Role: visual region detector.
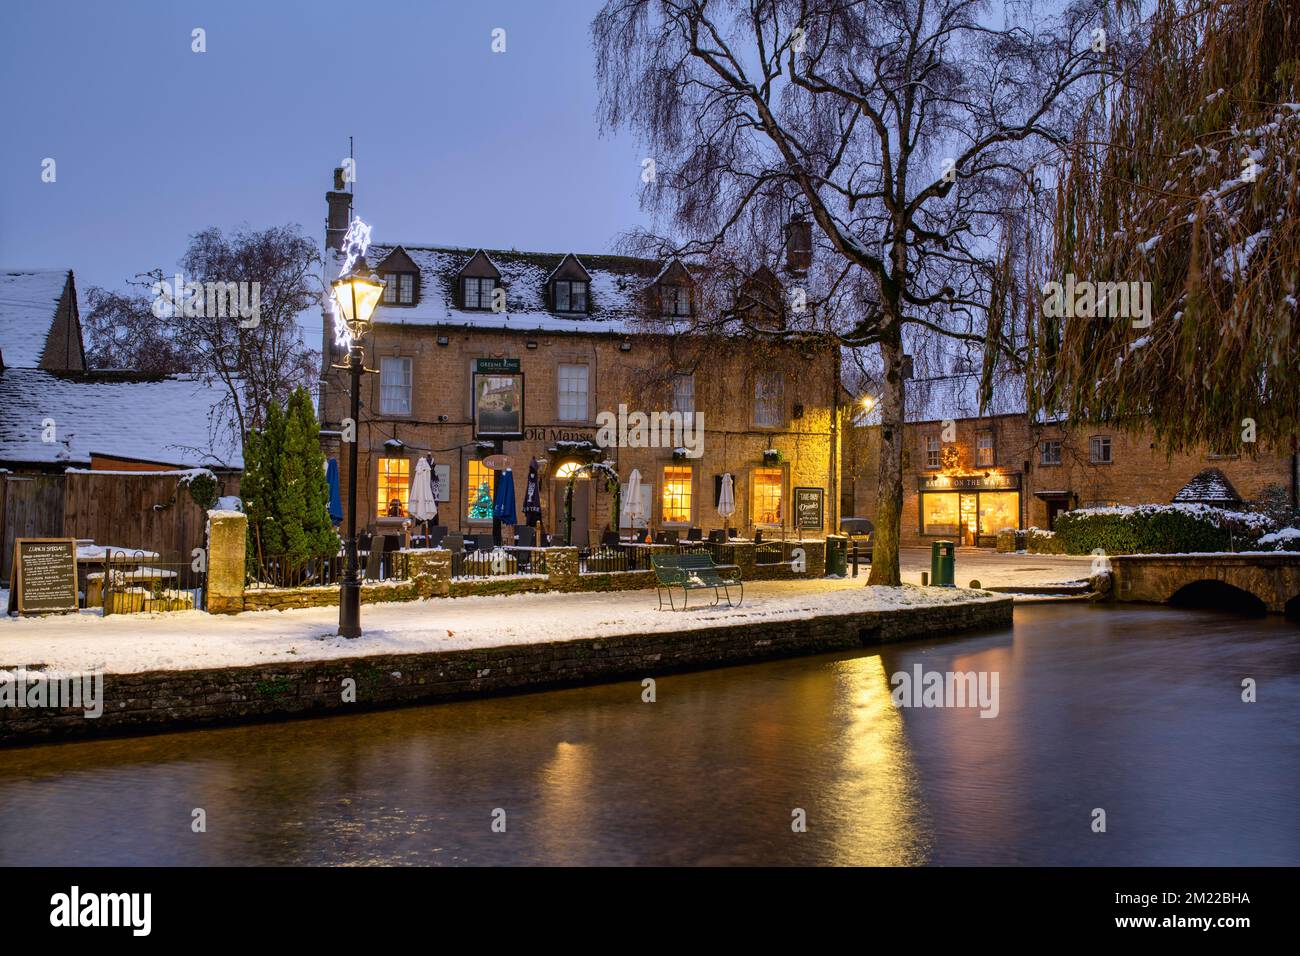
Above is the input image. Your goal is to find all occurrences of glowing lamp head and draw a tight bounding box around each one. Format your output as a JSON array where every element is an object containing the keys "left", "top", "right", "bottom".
[{"left": 331, "top": 269, "right": 386, "bottom": 342}]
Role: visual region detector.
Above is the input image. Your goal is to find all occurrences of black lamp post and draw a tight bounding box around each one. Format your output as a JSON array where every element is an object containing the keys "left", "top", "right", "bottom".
[{"left": 331, "top": 267, "right": 386, "bottom": 638}]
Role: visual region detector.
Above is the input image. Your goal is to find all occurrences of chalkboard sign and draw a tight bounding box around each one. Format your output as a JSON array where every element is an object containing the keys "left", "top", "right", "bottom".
[
  {"left": 794, "top": 487, "right": 824, "bottom": 531},
  {"left": 9, "top": 538, "right": 79, "bottom": 616}
]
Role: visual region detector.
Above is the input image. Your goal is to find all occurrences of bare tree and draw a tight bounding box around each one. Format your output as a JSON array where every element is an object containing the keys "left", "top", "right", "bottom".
[
  {"left": 592, "top": 0, "right": 1122, "bottom": 583},
  {"left": 83, "top": 224, "right": 322, "bottom": 441}
]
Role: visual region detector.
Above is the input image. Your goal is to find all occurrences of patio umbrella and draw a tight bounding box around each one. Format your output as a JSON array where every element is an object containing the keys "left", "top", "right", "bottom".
[
  {"left": 408, "top": 456, "right": 438, "bottom": 540},
  {"left": 493, "top": 467, "right": 517, "bottom": 527},
  {"left": 325, "top": 458, "right": 343, "bottom": 526},
  {"left": 717, "top": 473, "right": 735, "bottom": 533},
  {"left": 523, "top": 457, "right": 542, "bottom": 528},
  {"left": 624, "top": 468, "right": 644, "bottom": 536}
]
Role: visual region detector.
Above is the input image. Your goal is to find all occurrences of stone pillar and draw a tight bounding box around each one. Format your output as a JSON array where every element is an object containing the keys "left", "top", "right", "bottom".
[
  {"left": 731, "top": 541, "right": 756, "bottom": 580},
  {"left": 545, "top": 547, "right": 579, "bottom": 591},
  {"left": 207, "top": 510, "right": 247, "bottom": 614},
  {"left": 800, "top": 540, "right": 826, "bottom": 577},
  {"left": 406, "top": 548, "right": 451, "bottom": 598}
]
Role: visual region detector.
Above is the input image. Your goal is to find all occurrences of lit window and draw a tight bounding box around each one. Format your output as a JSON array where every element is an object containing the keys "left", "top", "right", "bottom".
[
  {"left": 754, "top": 373, "right": 783, "bottom": 427},
  {"left": 752, "top": 468, "right": 783, "bottom": 525},
  {"left": 662, "top": 466, "right": 692, "bottom": 524},
  {"left": 377, "top": 458, "right": 410, "bottom": 518},
  {"left": 661, "top": 284, "right": 691, "bottom": 317},
  {"left": 924, "top": 435, "right": 941, "bottom": 469},
  {"left": 554, "top": 280, "right": 588, "bottom": 313},
  {"left": 379, "top": 357, "right": 412, "bottom": 416},
  {"left": 922, "top": 493, "right": 960, "bottom": 535},
  {"left": 672, "top": 373, "right": 695, "bottom": 414},
  {"left": 977, "top": 431, "right": 995, "bottom": 467},
  {"left": 978, "top": 492, "right": 1019, "bottom": 535},
  {"left": 1040, "top": 440, "right": 1062, "bottom": 466},
  {"left": 467, "top": 460, "right": 496, "bottom": 521},
  {"left": 1090, "top": 436, "right": 1112, "bottom": 464},
  {"left": 558, "top": 363, "right": 589, "bottom": 421},
  {"left": 462, "top": 277, "right": 496, "bottom": 310}
]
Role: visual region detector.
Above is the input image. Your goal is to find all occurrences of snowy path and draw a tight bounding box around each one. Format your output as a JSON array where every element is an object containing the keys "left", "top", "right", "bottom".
[
  {"left": 0, "top": 576, "right": 1014, "bottom": 675},
  {"left": 896, "top": 547, "right": 1094, "bottom": 587}
]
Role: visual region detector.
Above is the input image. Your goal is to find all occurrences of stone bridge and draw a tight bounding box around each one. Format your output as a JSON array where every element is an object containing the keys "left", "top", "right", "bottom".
[{"left": 1109, "top": 553, "right": 1300, "bottom": 616}]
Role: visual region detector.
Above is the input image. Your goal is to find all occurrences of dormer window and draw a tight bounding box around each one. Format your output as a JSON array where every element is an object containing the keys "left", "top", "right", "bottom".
[
  {"left": 463, "top": 276, "right": 497, "bottom": 310},
  {"left": 382, "top": 272, "right": 416, "bottom": 305},
  {"left": 661, "top": 284, "right": 692, "bottom": 317},
  {"left": 553, "top": 279, "right": 588, "bottom": 313}
]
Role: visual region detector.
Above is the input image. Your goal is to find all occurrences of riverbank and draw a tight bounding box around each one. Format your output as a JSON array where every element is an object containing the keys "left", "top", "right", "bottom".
[{"left": 0, "top": 581, "right": 1012, "bottom": 745}]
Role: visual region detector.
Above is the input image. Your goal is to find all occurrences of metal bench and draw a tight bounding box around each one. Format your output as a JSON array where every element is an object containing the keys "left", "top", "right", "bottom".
[{"left": 651, "top": 553, "right": 743, "bottom": 611}]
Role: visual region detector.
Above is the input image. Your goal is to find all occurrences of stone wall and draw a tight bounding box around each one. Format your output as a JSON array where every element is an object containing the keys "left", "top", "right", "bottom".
[{"left": 0, "top": 595, "right": 1013, "bottom": 745}]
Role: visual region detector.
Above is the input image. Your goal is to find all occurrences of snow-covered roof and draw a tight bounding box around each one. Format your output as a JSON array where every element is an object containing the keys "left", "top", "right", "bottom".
[
  {"left": 904, "top": 373, "right": 1027, "bottom": 423},
  {"left": 364, "top": 244, "right": 663, "bottom": 334},
  {"left": 0, "top": 269, "right": 70, "bottom": 368},
  {"left": 0, "top": 369, "right": 242, "bottom": 470},
  {"left": 1171, "top": 468, "right": 1242, "bottom": 505}
]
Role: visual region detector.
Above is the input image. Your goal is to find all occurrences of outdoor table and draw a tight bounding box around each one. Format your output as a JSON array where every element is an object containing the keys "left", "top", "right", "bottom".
[
  {"left": 75, "top": 545, "right": 162, "bottom": 607},
  {"left": 84, "top": 565, "right": 177, "bottom": 608}
]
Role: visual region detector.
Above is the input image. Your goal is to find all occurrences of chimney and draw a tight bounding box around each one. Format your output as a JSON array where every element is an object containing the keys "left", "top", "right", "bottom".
[
  {"left": 326, "top": 172, "right": 351, "bottom": 254},
  {"left": 785, "top": 214, "right": 812, "bottom": 275}
]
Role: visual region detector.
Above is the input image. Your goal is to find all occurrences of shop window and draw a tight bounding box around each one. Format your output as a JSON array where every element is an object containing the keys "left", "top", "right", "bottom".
[
  {"left": 752, "top": 468, "right": 783, "bottom": 525},
  {"left": 977, "top": 430, "right": 995, "bottom": 467},
  {"left": 978, "top": 492, "right": 1019, "bottom": 535},
  {"left": 377, "top": 458, "right": 410, "bottom": 518},
  {"left": 467, "top": 460, "right": 496, "bottom": 521},
  {"left": 662, "top": 466, "right": 692, "bottom": 524},
  {"left": 922, "top": 493, "right": 960, "bottom": 535}
]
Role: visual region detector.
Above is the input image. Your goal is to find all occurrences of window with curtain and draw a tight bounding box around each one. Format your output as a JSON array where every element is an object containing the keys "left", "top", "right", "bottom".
[
  {"left": 752, "top": 468, "right": 783, "bottom": 525},
  {"left": 976, "top": 430, "right": 995, "bottom": 467},
  {"left": 557, "top": 363, "right": 589, "bottom": 421},
  {"left": 672, "top": 373, "right": 695, "bottom": 414},
  {"left": 462, "top": 276, "right": 496, "bottom": 310},
  {"left": 377, "top": 458, "right": 410, "bottom": 518},
  {"left": 379, "top": 357, "right": 412, "bottom": 416},
  {"left": 924, "top": 435, "right": 941, "bottom": 469},
  {"left": 662, "top": 466, "right": 692, "bottom": 524},
  {"left": 1040, "top": 440, "right": 1062, "bottom": 466},
  {"left": 1090, "top": 436, "right": 1113, "bottom": 464},
  {"left": 467, "top": 460, "right": 496, "bottom": 521},
  {"left": 754, "top": 373, "right": 783, "bottom": 426},
  {"left": 553, "top": 280, "right": 588, "bottom": 313}
]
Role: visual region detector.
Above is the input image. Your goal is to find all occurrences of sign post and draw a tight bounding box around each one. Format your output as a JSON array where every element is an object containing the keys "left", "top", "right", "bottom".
[{"left": 8, "top": 538, "right": 79, "bottom": 616}]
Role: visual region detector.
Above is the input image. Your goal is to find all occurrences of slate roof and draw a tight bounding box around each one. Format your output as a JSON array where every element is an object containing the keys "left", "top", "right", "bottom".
[
  {"left": 0, "top": 369, "right": 243, "bottom": 470},
  {"left": 0, "top": 269, "right": 71, "bottom": 369},
  {"left": 363, "top": 244, "right": 666, "bottom": 334},
  {"left": 1171, "top": 467, "right": 1243, "bottom": 506}
]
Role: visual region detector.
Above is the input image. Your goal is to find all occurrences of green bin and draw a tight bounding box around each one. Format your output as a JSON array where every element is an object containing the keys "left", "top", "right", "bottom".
[
  {"left": 825, "top": 535, "right": 848, "bottom": 577},
  {"left": 930, "top": 540, "right": 955, "bottom": 587}
]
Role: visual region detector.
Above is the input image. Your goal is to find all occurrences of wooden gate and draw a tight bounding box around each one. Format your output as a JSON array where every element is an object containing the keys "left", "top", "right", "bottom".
[{"left": 1, "top": 475, "right": 66, "bottom": 581}]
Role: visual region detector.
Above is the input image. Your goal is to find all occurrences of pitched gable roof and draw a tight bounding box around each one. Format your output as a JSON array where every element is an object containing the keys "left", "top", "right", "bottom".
[
  {"left": 0, "top": 268, "right": 81, "bottom": 370},
  {"left": 1172, "top": 467, "right": 1242, "bottom": 506}
]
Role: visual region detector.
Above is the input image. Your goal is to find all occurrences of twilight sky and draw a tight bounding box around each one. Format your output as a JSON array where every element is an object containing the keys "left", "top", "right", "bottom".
[{"left": 0, "top": 0, "right": 649, "bottom": 296}]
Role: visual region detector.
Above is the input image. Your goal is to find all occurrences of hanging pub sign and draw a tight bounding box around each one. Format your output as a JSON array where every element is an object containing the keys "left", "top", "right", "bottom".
[
  {"left": 482, "top": 454, "right": 513, "bottom": 471},
  {"left": 794, "top": 487, "right": 824, "bottom": 531},
  {"left": 473, "top": 359, "right": 524, "bottom": 440},
  {"left": 8, "top": 538, "right": 79, "bottom": 616}
]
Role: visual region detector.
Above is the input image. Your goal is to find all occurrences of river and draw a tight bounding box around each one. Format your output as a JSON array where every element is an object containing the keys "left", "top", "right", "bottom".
[{"left": 1, "top": 603, "right": 1296, "bottom": 865}]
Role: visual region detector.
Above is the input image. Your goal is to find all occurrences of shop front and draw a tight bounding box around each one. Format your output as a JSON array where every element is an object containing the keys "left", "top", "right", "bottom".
[{"left": 917, "top": 473, "right": 1022, "bottom": 547}]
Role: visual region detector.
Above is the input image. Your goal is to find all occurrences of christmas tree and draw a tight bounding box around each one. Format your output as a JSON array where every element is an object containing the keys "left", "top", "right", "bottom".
[{"left": 470, "top": 480, "right": 494, "bottom": 521}]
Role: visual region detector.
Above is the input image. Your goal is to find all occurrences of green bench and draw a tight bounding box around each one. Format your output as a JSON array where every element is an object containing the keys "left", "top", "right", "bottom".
[{"left": 651, "top": 553, "right": 743, "bottom": 611}]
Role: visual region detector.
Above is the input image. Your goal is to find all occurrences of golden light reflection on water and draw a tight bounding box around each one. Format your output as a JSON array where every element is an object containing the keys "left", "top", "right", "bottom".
[{"left": 823, "top": 654, "right": 931, "bottom": 865}]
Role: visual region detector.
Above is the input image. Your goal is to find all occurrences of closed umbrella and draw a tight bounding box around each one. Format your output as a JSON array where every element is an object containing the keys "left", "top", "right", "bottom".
[
  {"left": 408, "top": 456, "right": 438, "bottom": 542},
  {"left": 624, "top": 468, "right": 644, "bottom": 538},
  {"left": 325, "top": 458, "right": 343, "bottom": 526},
  {"left": 523, "top": 457, "right": 542, "bottom": 528},
  {"left": 493, "top": 467, "right": 517, "bottom": 527},
  {"left": 717, "top": 473, "right": 735, "bottom": 535}
]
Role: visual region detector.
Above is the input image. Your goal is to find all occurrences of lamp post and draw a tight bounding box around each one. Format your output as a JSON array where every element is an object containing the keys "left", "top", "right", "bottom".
[{"left": 331, "top": 267, "right": 386, "bottom": 638}]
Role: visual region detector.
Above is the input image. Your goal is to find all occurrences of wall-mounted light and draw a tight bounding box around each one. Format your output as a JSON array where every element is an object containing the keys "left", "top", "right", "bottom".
[
  {"left": 619, "top": 340, "right": 632, "bottom": 352},
  {"left": 436, "top": 335, "right": 449, "bottom": 346}
]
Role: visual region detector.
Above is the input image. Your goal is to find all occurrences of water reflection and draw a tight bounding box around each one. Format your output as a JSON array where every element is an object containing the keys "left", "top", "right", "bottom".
[{"left": 0, "top": 604, "right": 1296, "bottom": 865}]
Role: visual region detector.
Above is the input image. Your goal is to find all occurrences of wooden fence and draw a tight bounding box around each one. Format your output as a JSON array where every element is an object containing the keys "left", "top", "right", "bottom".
[{"left": 1, "top": 470, "right": 241, "bottom": 580}]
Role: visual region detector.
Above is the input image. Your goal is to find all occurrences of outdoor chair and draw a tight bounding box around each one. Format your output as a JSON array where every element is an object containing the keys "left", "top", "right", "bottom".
[
  {"left": 754, "top": 530, "right": 763, "bottom": 544},
  {"left": 474, "top": 533, "right": 494, "bottom": 553},
  {"left": 516, "top": 526, "right": 536, "bottom": 548},
  {"left": 708, "top": 529, "right": 727, "bottom": 543},
  {"left": 655, "top": 529, "right": 680, "bottom": 545},
  {"left": 444, "top": 534, "right": 464, "bottom": 554},
  {"left": 363, "top": 547, "right": 382, "bottom": 582},
  {"left": 687, "top": 527, "right": 703, "bottom": 541},
  {"left": 601, "top": 531, "right": 620, "bottom": 548},
  {"left": 428, "top": 525, "right": 448, "bottom": 548}
]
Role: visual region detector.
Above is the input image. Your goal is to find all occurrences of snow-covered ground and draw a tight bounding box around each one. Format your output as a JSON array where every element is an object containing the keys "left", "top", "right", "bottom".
[
  {"left": 0, "top": 577, "right": 1009, "bottom": 675},
  {"left": 895, "top": 547, "right": 1094, "bottom": 587}
]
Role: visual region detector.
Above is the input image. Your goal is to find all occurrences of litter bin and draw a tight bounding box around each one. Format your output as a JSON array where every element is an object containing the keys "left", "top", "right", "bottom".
[
  {"left": 930, "top": 540, "right": 955, "bottom": 587},
  {"left": 825, "top": 534, "right": 848, "bottom": 577}
]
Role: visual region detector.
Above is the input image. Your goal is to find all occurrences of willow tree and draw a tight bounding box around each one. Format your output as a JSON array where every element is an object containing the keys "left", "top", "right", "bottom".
[
  {"left": 592, "top": 0, "right": 1119, "bottom": 584},
  {"left": 1037, "top": 0, "right": 1299, "bottom": 453}
]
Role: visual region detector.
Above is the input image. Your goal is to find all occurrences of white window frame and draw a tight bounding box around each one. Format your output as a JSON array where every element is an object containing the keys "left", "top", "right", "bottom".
[
  {"left": 463, "top": 276, "right": 495, "bottom": 310},
  {"left": 379, "top": 356, "right": 413, "bottom": 416},
  {"left": 1040, "top": 440, "right": 1062, "bottom": 466},
  {"left": 557, "top": 363, "right": 589, "bottom": 422},
  {"left": 976, "top": 430, "right": 995, "bottom": 467},
  {"left": 1089, "top": 435, "right": 1113, "bottom": 464},
  {"left": 924, "top": 435, "right": 941, "bottom": 470}
]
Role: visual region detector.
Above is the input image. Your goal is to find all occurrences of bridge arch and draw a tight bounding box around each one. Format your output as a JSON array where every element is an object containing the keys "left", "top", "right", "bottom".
[{"left": 1167, "top": 580, "right": 1268, "bottom": 616}]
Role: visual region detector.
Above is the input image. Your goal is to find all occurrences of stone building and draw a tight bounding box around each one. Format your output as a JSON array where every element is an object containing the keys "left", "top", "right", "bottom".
[
  {"left": 317, "top": 190, "right": 841, "bottom": 545},
  {"left": 843, "top": 373, "right": 1299, "bottom": 547}
]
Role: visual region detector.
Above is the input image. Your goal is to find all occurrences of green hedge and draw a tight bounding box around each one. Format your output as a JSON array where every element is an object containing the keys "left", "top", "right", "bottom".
[{"left": 1053, "top": 505, "right": 1270, "bottom": 555}]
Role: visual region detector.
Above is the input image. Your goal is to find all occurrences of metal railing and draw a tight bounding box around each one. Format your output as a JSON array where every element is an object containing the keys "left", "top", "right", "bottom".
[
  {"left": 249, "top": 549, "right": 409, "bottom": 589},
  {"left": 451, "top": 546, "right": 548, "bottom": 579},
  {"left": 99, "top": 550, "right": 207, "bottom": 613}
]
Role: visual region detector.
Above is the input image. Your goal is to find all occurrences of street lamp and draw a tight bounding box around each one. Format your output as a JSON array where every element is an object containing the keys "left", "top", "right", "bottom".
[{"left": 332, "top": 267, "right": 386, "bottom": 638}]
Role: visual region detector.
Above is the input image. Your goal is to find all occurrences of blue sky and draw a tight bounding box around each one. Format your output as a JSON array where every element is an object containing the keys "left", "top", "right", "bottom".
[{"left": 0, "top": 0, "right": 649, "bottom": 296}]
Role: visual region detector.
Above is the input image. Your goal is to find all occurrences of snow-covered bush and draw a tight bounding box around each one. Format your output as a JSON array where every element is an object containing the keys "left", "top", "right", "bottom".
[
  {"left": 1054, "top": 504, "right": 1272, "bottom": 555},
  {"left": 1255, "top": 527, "right": 1300, "bottom": 552}
]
